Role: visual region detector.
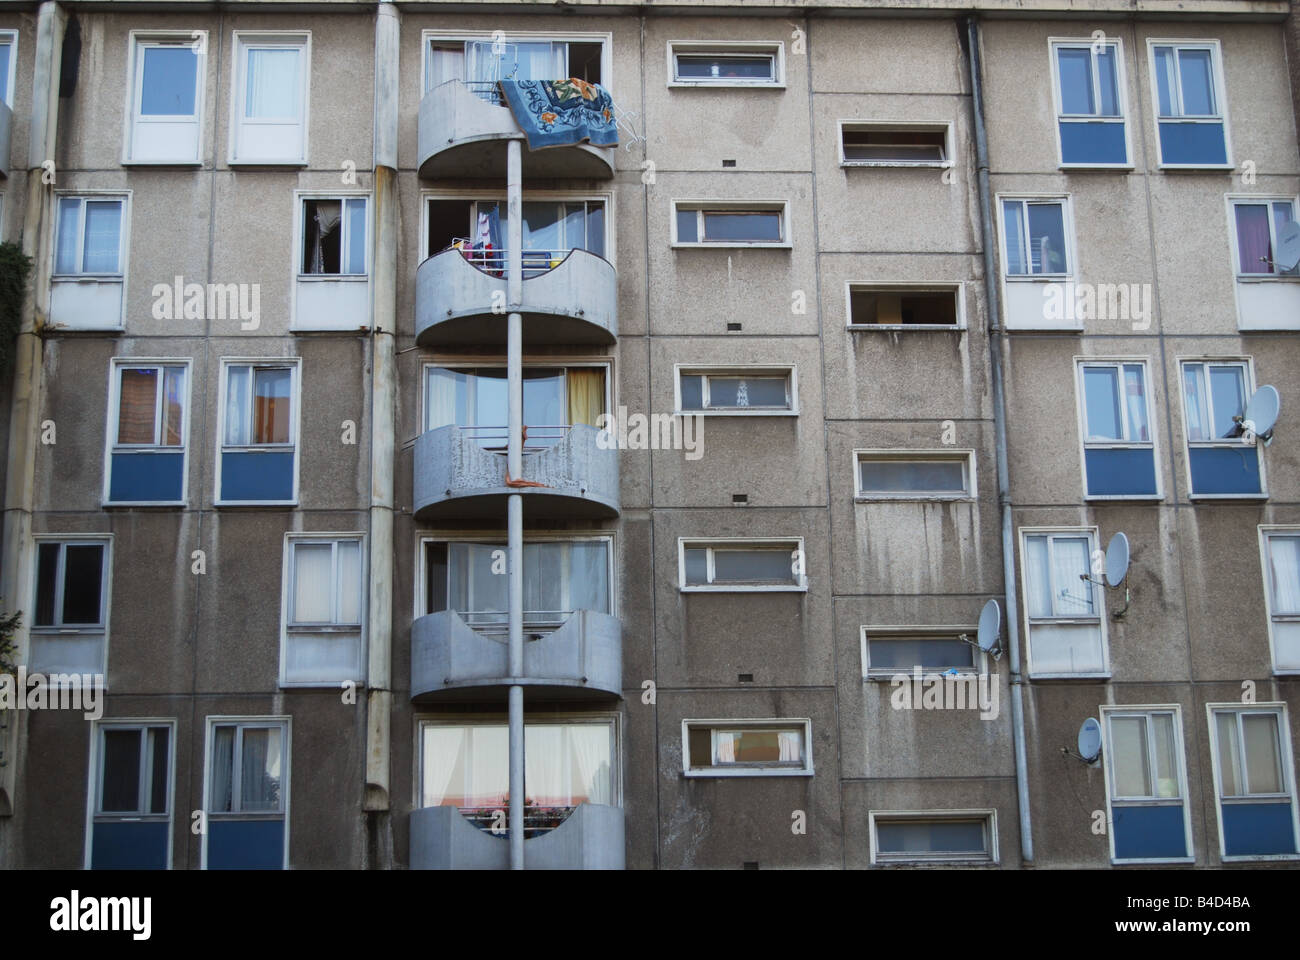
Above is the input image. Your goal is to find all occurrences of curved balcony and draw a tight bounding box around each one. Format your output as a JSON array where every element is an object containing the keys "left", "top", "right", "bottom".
[
  {"left": 415, "top": 246, "right": 618, "bottom": 347},
  {"left": 418, "top": 80, "right": 615, "bottom": 180},
  {"left": 413, "top": 423, "right": 619, "bottom": 521},
  {"left": 410, "top": 802, "right": 625, "bottom": 870},
  {"left": 411, "top": 608, "right": 622, "bottom": 702}
]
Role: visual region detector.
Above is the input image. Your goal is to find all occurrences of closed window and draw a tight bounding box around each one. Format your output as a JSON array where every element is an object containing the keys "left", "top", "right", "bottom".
[
  {"left": 1077, "top": 361, "right": 1158, "bottom": 498},
  {"left": 217, "top": 361, "right": 298, "bottom": 504},
  {"left": 676, "top": 367, "right": 794, "bottom": 414},
  {"left": 1021, "top": 529, "right": 1107, "bottom": 676},
  {"left": 127, "top": 34, "right": 204, "bottom": 163},
  {"left": 668, "top": 43, "right": 782, "bottom": 87},
  {"left": 679, "top": 538, "right": 806, "bottom": 592},
  {"left": 1001, "top": 198, "right": 1070, "bottom": 277},
  {"left": 1102, "top": 708, "right": 1191, "bottom": 862},
  {"left": 0, "top": 31, "right": 18, "bottom": 107},
  {"left": 673, "top": 202, "right": 788, "bottom": 247},
  {"left": 231, "top": 33, "right": 309, "bottom": 164},
  {"left": 281, "top": 537, "right": 364, "bottom": 685},
  {"left": 1149, "top": 40, "right": 1229, "bottom": 167},
  {"left": 204, "top": 718, "right": 289, "bottom": 870},
  {"left": 855, "top": 451, "right": 974, "bottom": 500},
  {"left": 683, "top": 720, "right": 812, "bottom": 776},
  {"left": 839, "top": 122, "right": 950, "bottom": 167},
  {"left": 1180, "top": 359, "right": 1263, "bottom": 498},
  {"left": 1261, "top": 529, "right": 1300, "bottom": 673},
  {"left": 1051, "top": 39, "right": 1128, "bottom": 165},
  {"left": 425, "top": 365, "right": 607, "bottom": 447},
  {"left": 1208, "top": 705, "right": 1299, "bottom": 859},
  {"left": 870, "top": 812, "right": 996, "bottom": 864},
  {"left": 862, "top": 630, "right": 977, "bottom": 677},
  {"left": 54, "top": 197, "right": 125, "bottom": 277},
  {"left": 1230, "top": 198, "right": 1298, "bottom": 278},
  {"left": 88, "top": 722, "right": 173, "bottom": 869},
  {"left": 30, "top": 538, "right": 110, "bottom": 676},
  {"left": 106, "top": 361, "right": 188, "bottom": 504}
]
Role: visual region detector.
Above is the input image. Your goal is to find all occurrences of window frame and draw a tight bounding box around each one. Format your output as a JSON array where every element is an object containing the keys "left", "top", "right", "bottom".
[
  {"left": 677, "top": 537, "right": 807, "bottom": 594},
  {"left": 214, "top": 357, "right": 302, "bottom": 507},
  {"left": 0, "top": 29, "right": 18, "bottom": 109},
  {"left": 672, "top": 364, "right": 797, "bottom": 417},
  {"left": 419, "top": 188, "right": 616, "bottom": 265},
  {"left": 869, "top": 809, "right": 999, "bottom": 865},
  {"left": 294, "top": 191, "right": 371, "bottom": 279},
  {"left": 845, "top": 281, "right": 966, "bottom": 331},
  {"left": 30, "top": 534, "right": 113, "bottom": 681},
  {"left": 1099, "top": 705, "right": 1193, "bottom": 865},
  {"left": 123, "top": 31, "right": 206, "bottom": 165},
  {"left": 859, "top": 624, "right": 986, "bottom": 680},
  {"left": 680, "top": 718, "right": 813, "bottom": 778},
  {"left": 853, "top": 449, "right": 976, "bottom": 502},
  {"left": 102, "top": 358, "right": 192, "bottom": 507},
  {"left": 1258, "top": 526, "right": 1300, "bottom": 675},
  {"left": 1175, "top": 355, "right": 1266, "bottom": 500},
  {"left": 201, "top": 716, "right": 291, "bottom": 870},
  {"left": 228, "top": 31, "right": 311, "bottom": 167},
  {"left": 51, "top": 191, "right": 131, "bottom": 280},
  {"left": 996, "top": 193, "right": 1075, "bottom": 281},
  {"left": 279, "top": 533, "right": 366, "bottom": 688},
  {"left": 420, "top": 358, "right": 614, "bottom": 436},
  {"left": 1073, "top": 357, "right": 1163, "bottom": 502},
  {"left": 1225, "top": 194, "right": 1300, "bottom": 281},
  {"left": 82, "top": 718, "right": 177, "bottom": 870},
  {"left": 670, "top": 200, "right": 791, "bottom": 249},
  {"left": 1205, "top": 702, "right": 1300, "bottom": 863},
  {"left": 1145, "top": 38, "right": 1233, "bottom": 170},
  {"left": 666, "top": 40, "right": 784, "bottom": 89},
  {"left": 1048, "top": 37, "right": 1132, "bottom": 169},
  {"left": 837, "top": 120, "right": 953, "bottom": 169},
  {"left": 1018, "top": 526, "right": 1110, "bottom": 679},
  {"left": 420, "top": 29, "right": 614, "bottom": 97}
]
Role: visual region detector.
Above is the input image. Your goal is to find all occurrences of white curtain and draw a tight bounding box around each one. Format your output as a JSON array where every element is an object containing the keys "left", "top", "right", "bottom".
[
  {"left": 1243, "top": 715, "right": 1282, "bottom": 794},
  {"left": 421, "top": 727, "right": 467, "bottom": 807},
  {"left": 426, "top": 43, "right": 465, "bottom": 92},
  {"left": 1025, "top": 536, "right": 1053, "bottom": 618},
  {"left": 211, "top": 726, "right": 235, "bottom": 812},
  {"left": 525, "top": 725, "right": 565, "bottom": 805},
  {"left": 570, "top": 725, "right": 611, "bottom": 805},
  {"left": 1110, "top": 717, "right": 1150, "bottom": 797},
  {"left": 224, "top": 366, "right": 250, "bottom": 445},
  {"left": 309, "top": 201, "right": 342, "bottom": 275},
  {"left": 425, "top": 367, "right": 462, "bottom": 432},
  {"left": 1052, "top": 537, "right": 1093, "bottom": 617},
  {"left": 568, "top": 541, "right": 610, "bottom": 615},
  {"left": 1124, "top": 365, "right": 1150, "bottom": 441},
  {"left": 292, "top": 543, "right": 332, "bottom": 623},
  {"left": 240, "top": 727, "right": 281, "bottom": 812},
  {"left": 777, "top": 731, "right": 802, "bottom": 763},
  {"left": 336, "top": 541, "right": 361, "bottom": 625},
  {"left": 82, "top": 201, "right": 122, "bottom": 273},
  {"left": 55, "top": 198, "right": 81, "bottom": 274},
  {"left": 714, "top": 732, "right": 736, "bottom": 764},
  {"left": 1152, "top": 713, "right": 1179, "bottom": 799},
  {"left": 1216, "top": 713, "right": 1243, "bottom": 796},
  {"left": 245, "top": 48, "right": 299, "bottom": 119},
  {"left": 1270, "top": 536, "right": 1300, "bottom": 614}
]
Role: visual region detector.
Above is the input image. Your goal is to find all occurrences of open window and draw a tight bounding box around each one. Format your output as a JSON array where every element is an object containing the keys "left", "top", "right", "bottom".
[
  {"left": 847, "top": 284, "right": 961, "bottom": 329},
  {"left": 839, "top": 121, "right": 951, "bottom": 168},
  {"left": 424, "top": 34, "right": 605, "bottom": 101},
  {"left": 294, "top": 194, "right": 369, "bottom": 330}
]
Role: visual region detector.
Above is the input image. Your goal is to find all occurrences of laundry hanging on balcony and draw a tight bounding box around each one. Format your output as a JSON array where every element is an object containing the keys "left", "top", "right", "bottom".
[{"left": 497, "top": 78, "right": 618, "bottom": 151}]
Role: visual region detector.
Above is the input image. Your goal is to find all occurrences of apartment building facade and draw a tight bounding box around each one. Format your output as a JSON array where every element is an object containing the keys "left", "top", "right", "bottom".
[{"left": 0, "top": 0, "right": 1298, "bottom": 870}]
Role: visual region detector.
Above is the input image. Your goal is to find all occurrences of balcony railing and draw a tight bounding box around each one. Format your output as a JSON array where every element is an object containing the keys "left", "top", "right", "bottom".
[{"left": 410, "top": 802, "right": 625, "bottom": 869}]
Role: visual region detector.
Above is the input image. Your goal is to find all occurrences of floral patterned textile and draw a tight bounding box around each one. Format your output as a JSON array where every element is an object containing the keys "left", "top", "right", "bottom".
[{"left": 498, "top": 78, "right": 619, "bottom": 150}]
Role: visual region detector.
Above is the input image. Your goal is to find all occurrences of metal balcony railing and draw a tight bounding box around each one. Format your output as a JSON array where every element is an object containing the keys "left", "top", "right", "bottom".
[
  {"left": 445, "top": 240, "right": 579, "bottom": 279},
  {"left": 453, "top": 422, "right": 571, "bottom": 453},
  {"left": 451, "top": 805, "right": 579, "bottom": 838}
]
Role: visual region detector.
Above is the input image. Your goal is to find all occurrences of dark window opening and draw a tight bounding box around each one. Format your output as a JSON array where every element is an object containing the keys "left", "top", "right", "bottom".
[
  {"left": 843, "top": 127, "right": 946, "bottom": 163},
  {"left": 850, "top": 289, "right": 957, "bottom": 326}
]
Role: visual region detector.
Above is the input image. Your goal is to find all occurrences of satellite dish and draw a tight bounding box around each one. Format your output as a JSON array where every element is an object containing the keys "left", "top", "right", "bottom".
[
  {"left": 1104, "top": 532, "right": 1130, "bottom": 588},
  {"left": 976, "top": 598, "right": 1002, "bottom": 656},
  {"left": 1275, "top": 221, "right": 1300, "bottom": 271},
  {"left": 1241, "top": 385, "right": 1281, "bottom": 442},
  {"left": 1077, "top": 718, "right": 1102, "bottom": 764}
]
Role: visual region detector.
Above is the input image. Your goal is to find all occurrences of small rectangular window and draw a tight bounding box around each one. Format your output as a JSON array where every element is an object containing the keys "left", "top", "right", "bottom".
[
  {"left": 679, "top": 538, "right": 805, "bottom": 592},
  {"left": 862, "top": 631, "right": 977, "bottom": 677},
  {"left": 855, "top": 451, "right": 974, "bottom": 500},
  {"left": 1180, "top": 359, "right": 1263, "bottom": 498},
  {"left": 301, "top": 197, "right": 367, "bottom": 275},
  {"left": 29, "top": 538, "right": 110, "bottom": 676},
  {"left": 89, "top": 722, "right": 174, "bottom": 869},
  {"left": 848, "top": 286, "right": 960, "bottom": 328},
  {"left": 1148, "top": 41, "right": 1229, "bottom": 167},
  {"left": 282, "top": 537, "right": 364, "bottom": 686},
  {"left": 127, "top": 34, "right": 204, "bottom": 163},
  {"left": 1077, "top": 360, "right": 1159, "bottom": 499},
  {"left": 1021, "top": 529, "right": 1107, "bottom": 676},
  {"left": 1261, "top": 529, "right": 1300, "bottom": 673},
  {"left": 231, "top": 33, "right": 309, "bottom": 165},
  {"left": 683, "top": 720, "right": 812, "bottom": 776},
  {"left": 676, "top": 368, "right": 793, "bottom": 414},
  {"left": 1208, "top": 705, "right": 1299, "bottom": 859},
  {"left": 673, "top": 202, "right": 788, "bottom": 247},
  {"left": 218, "top": 360, "right": 298, "bottom": 504},
  {"left": 0, "top": 31, "right": 18, "bottom": 108},
  {"left": 106, "top": 361, "right": 188, "bottom": 504},
  {"left": 871, "top": 812, "right": 996, "bottom": 864},
  {"left": 839, "top": 122, "right": 949, "bottom": 167},
  {"left": 668, "top": 43, "right": 782, "bottom": 87},
  {"left": 54, "top": 197, "right": 125, "bottom": 276},
  {"left": 1051, "top": 40, "right": 1128, "bottom": 165},
  {"left": 1001, "top": 198, "right": 1070, "bottom": 277},
  {"left": 1231, "top": 198, "right": 1298, "bottom": 278}
]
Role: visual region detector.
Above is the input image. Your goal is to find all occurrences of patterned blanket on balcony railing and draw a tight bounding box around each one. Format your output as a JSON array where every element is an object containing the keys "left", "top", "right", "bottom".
[{"left": 498, "top": 78, "right": 618, "bottom": 151}]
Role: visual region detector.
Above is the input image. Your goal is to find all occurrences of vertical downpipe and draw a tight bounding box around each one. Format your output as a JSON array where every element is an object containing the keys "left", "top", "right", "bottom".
[
  {"left": 506, "top": 138, "right": 524, "bottom": 870},
  {"left": 963, "top": 15, "right": 1034, "bottom": 864},
  {"left": 0, "top": 0, "right": 64, "bottom": 834},
  {"left": 364, "top": 3, "right": 399, "bottom": 868}
]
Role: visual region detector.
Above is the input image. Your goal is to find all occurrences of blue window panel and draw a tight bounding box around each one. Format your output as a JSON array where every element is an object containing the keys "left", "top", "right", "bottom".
[
  {"left": 207, "top": 819, "right": 285, "bottom": 869},
  {"left": 91, "top": 821, "right": 169, "bottom": 869},
  {"left": 109, "top": 451, "right": 184, "bottom": 502},
  {"left": 1222, "top": 801, "right": 1297, "bottom": 857},
  {"left": 220, "top": 451, "right": 294, "bottom": 501},
  {"left": 1113, "top": 804, "right": 1187, "bottom": 860},
  {"left": 1060, "top": 122, "right": 1127, "bottom": 164},
  {"left": 1084, "top": 448, "right": 1157, "bottom": 497},
  {"left": 1158, "top": 121, "right": 1227, "bottom": 165},
  {"left": 1188, "top": 447, "right": 1261, "bottom": 496}
]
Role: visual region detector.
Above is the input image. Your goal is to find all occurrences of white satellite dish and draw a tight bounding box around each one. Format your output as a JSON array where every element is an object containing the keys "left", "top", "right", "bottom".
[
  {"left": 1275, "top": 221, "right": 1300, "bottom": 271},
  {"left": 1077, "top": 717, "right": 1102, "bottom": 764},
  {"left": 976, "top": 598, "right": 1002, "bottom": 658},
  {"left": 1105, "top": 531, "right": 1130, "bottom": 588},
  {"left": 1240, "top": 385, "right": 1281, "bottom": 444}
]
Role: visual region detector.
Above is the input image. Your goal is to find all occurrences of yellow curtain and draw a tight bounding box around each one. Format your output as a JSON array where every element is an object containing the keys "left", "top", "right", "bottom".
[{"left": 566, "top": 368, "right": 605, "bottom": 427}]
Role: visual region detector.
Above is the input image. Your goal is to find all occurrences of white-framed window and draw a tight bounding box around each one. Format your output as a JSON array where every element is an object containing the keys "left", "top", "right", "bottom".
[
  {"left": 54, "top": 194, "right": 126, "bottom": 277},
  {"left": 125, "top": 32, "right": 205, "bottom": 164},
  {"left": 678, "top": 537, "right": 807, "bottom": 593},
  {"left": 838, "top": 121, "right": 952, "bottom": 168},
  {"left": 229, "top": 32, "right": 309, "bottom": 165},
  {"left": 1075, "top": 359, "right": 1160, "bottom": 499},
  {"left": 682, "top": 719, "right": 813, "bottom": 777},
  {"left": 999, "top": 196, "right": 1072, "bottom": 278},
  {"left": 215, "top": 359, "right": 300, "bottom": 505},
  {"left": 1049, "top": 38, "right": 1130, "bottom": 167},
  {"left": 29, "top": 536, "right": 111, "bottom": 678},
  {"left": 104, "top": 359, "right": 190, "bottom": 505},
  {"left": 860, "top": 626, "right": 982, "bottom": 679},
  {"left": 423, "top": 31, "right": 609, "bottom": 98},
  {"left": 1019, "top": 527, "right": 1108, "bottom": 677},
  {"left": 674, "top": 365, "right": 796, "bottom": 415},
  {"left": 1147, "top": 39, "right": 1231, "bottom": 168},
  {"left": 672, "top": 201, "right": 789, "bottom": 248},
  {"left": 1100, "top": 706, "right": 1193, "bottom": 863},
  {"left": 293, "top": 192, "right": 370, "bottom": 331},
  {"left": 85, "top": 720, "right": 175, "bottom": 869},
  {"left": 846, "top": 282, "right": 963, "bottom": 329},
  {"left": 0, "top": 30, "right": 18, "bottom": 108},
  {"left": 280, "top": 535, "right": 365, "bottom": 686},
  {"left": 1178, "top": 358, "right": 1264, "bottom": 498},
  {"left": 854, "top": 450, "right": 975, "bottom": 501},
  {"left": 1228, "top": 196, "right": 1298, "bottom": 278},
  {"left": 202, "top": 717, "right": 290, "bottom": 870},
  {"left": 869, "top": 810, "right": 998, "bottom": 865},
  {"left": 667, "top": 41, "right": 783, "bottom": 87},
  {"left": 1259, "top": 527, "right": 1300, "bottom": 673},
  {"left": 1206, "top": 703, "right": 1299, "bottom": 860}
]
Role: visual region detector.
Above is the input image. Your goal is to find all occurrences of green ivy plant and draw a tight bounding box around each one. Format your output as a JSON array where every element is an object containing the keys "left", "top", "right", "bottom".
[
  {"left": 0, "top": 240, "right": 33, "bottom": 367},
  {"left": 0, "top": 605, "right": 19, "bottom": 679}
]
